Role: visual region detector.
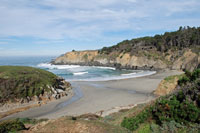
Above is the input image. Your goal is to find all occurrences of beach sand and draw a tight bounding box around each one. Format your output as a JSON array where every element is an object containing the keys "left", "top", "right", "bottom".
[{"left": 0, "top": 70, "right": 183, "bottom": 120}]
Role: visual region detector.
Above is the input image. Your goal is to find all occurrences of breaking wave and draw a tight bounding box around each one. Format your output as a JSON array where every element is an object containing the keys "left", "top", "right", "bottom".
[
  {"left": 37, "top": 63, "right": 156, "bottom": 81},
  {"left": 73, "top": 72, "right": 88, "bottom": 75},
  {"left": 37, "top": 63, "right": 80, "bottom": 69}
]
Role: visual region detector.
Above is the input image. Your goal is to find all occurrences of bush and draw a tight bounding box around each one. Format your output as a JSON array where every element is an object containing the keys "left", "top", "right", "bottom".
[
  {"left": 191, "top": 69, "right": 200, "bottom": 81},
  {"left": 178, "top": 75, "right": 190, "bottom": 85},
  {"left": 179, "top": 69, "right": 200, "bottom": 85},
  {"left": 137, "top": 123, "right": 151, "bottom": 133},
  {"left": 152, "top": 97, "right": 200, "bottom": 124},
  {"left": 122, "top": 95, "right": 200, "bottom": 131},
  {"left": 121, "top": 108, "right": 151, "bottom": 131},
  {"left": 0, "top": 119, "right": 26, "bottom": 132}
]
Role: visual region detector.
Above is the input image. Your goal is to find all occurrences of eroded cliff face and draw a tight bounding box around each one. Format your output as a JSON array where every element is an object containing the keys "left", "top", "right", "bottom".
[
  {"left": 52, "top": 48, "right": 200, "bottom": 71},
  {"left": 52, "top": 27, "right": 200, "bottom": 71},
  {"left": 54, "top": 50, "right": 99, "bottom": 64}
]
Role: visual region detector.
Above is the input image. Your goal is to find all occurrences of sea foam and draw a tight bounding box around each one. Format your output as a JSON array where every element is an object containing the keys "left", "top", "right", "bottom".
[
  {"left": 37, "top": 63, "right": 80, "bottom": 69},
  {"left": 68, "top": 71, "right": 156, "bottom": 81},
  {"left": 73, "top": 72, "right": 88, "bottom": 75}
]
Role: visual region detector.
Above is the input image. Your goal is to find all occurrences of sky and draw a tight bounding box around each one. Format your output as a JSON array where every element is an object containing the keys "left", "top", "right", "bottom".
[{"left": 0, "top": 0, "right": 200, "bottom": 56}]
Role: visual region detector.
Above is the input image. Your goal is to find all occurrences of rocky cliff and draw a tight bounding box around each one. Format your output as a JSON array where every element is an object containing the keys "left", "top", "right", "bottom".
[{"left": 52, "top": 27, "right": 200, "bottom": 71}]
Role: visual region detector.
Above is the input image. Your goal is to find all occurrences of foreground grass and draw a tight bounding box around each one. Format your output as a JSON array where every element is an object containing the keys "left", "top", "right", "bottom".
[{"left": 13, "top": 116, "right": 130, "bottom": 133}]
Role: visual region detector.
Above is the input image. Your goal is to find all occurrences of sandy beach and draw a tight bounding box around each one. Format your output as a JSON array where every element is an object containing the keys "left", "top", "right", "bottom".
[{"left": 0, "top": 70, "right": 183, "bottom": 121}]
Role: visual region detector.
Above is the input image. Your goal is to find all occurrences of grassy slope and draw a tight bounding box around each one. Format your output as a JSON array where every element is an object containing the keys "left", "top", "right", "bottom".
[
  {"left": 120, "top": 69, "right": 200, "bottom": 132},
  {"left": 154, "top": 74, "right": 184, "bottom": 96},
  {"left": 0, "top": 66, "right": 58, "bottom": 103},
  {"left": 0, "top": 117, "right": 130, "bottom": 133},
  {"left": 34, "top": 117, "right": 130, "bottom": 133}
]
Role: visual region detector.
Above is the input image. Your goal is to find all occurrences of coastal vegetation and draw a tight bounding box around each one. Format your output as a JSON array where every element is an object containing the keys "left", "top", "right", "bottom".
[
  {"left": 0, "top": 116, "right": 130, "bottom": 133},
  {"left": 121, "top": 69, "right": 200, "bottom": 132},
  {"left": 0, "top": 66, "right": 70, "bottom": 104},
  {"left": 154, "top": 74, "right": 184, "bottom": 96},
  {"left": 99, "top": 26, "right": 200, "bottom": 54},
  {"left": 0, "top": 119, "right": 26, "bottom": 132},
  {"left": 0, "top": 118, "right": 48, "bottom": 132}
]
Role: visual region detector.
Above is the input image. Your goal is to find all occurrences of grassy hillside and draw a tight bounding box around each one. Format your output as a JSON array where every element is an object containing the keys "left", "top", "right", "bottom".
[
  {"left": 0, "top": 66, "right": 62, "bottom": 103},
  {"left": 99, "top": 26, "right": 200, "bottom": 54},
  {"left": 121, "top": 69, "right": 200, "bottom": 132}
]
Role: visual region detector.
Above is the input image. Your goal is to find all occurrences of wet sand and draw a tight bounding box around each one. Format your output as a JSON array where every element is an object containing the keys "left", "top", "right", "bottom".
[{"left": 0, "top": 70, "right": 183, "bottom": 120}]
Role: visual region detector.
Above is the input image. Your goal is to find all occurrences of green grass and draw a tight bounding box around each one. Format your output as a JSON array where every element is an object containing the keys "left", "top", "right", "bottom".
[
  {"left": 164, "top": 74, "right": 183, "bottom": 83},
  {"left": 102, "top": 103, "right": 148, "bottom": 126},
  {"left": 137, "top": 123, "right": 151, "bottom": 133},
  {"left": 16, "top": 118, "right": 48, "bottom": 125},
  {"left": 164, "top": 75, "right": 176, "bottom": 82},
  {"left": 0, "top": 118, "right": 49, "bottom": 133},
  {"left": 0, "top": 119, "right": 26, "bottom": 133},
  {"left": 0, "top": 66, "right": 59, "bottom": 103}
]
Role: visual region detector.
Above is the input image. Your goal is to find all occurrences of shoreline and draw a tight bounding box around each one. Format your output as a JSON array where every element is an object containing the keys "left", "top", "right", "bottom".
[
  {"left": 67, "top": 70, "right": 157, "bottom": 82},
  {"left": 0, "top": 70, "right": 183, "bottom": 121},
  {"left": 0, "top": 90, "right": 74, "bottom": 121},
  {"left": 39, "top": 63, "right": 158, "bottom": 82}
]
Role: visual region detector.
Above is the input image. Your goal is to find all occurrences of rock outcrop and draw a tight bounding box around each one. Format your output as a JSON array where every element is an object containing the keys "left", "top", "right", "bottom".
[{"left": 52, "top": 49, "right": 200, "bottom": 71}]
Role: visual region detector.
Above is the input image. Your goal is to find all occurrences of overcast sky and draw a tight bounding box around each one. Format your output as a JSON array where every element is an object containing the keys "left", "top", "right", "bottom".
[{"left": 0, "top": 0, "right": 200, "bottom": 56}]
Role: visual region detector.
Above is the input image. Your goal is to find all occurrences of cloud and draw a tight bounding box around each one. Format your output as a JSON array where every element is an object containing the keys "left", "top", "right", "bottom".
[
  {"left": 0, "top": 41, "right": 8, "bottom": 45},
  {"left": 0, "top": 0, "right": 199, "bottom": 41}
]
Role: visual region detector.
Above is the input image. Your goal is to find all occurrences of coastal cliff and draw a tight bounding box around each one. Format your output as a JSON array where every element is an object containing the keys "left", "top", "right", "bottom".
[{"left": 52, "top": 27, "right": 200, "bottom": 71}]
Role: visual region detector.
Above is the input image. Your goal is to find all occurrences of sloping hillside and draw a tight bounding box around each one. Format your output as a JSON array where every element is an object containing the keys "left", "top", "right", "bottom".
[
  {"left": 0, "top": 66, "right": 71, "bottom": 104},
  {"left": 52, "top": 26, "right": 200, "bottom": 71},
  {"left": 121, "top": 69, "right": 200, "bottom": 132}
]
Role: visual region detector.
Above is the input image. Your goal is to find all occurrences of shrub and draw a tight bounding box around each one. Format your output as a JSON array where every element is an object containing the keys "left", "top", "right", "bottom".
[
  {"left": 137, "top": 123, "right": 151, "bottom": 133},
  {"left": 152, "top": 97, "right": 200, "bottom": 124},
  {"left": 191, "top": 69, "right": 200, "bottom": 81},
  {"left": 0, "top": 120, "right": 26, "bottom": 132},
  {"left": 178, "top": 75, "right": 190, "bottom": 85},
  {"left": 121, "top": 108, "right": 151, "bottom": 131}
]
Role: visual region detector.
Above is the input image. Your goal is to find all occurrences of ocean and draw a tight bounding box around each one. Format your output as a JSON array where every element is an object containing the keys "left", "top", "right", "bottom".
[{"left": 0, "top": 56, "right": 156, "bottom": 81}]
